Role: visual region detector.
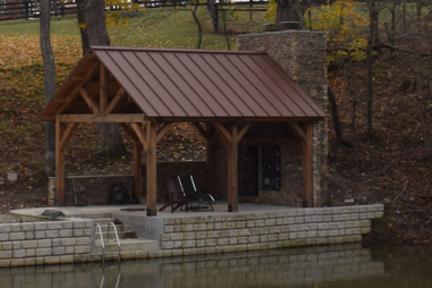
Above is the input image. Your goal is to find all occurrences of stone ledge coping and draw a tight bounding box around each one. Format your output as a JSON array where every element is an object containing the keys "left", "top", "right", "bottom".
[
  {"left": 151, "top": 205, "right": 385, "bottom": 225},
  {"left": 0, "top": 219, "right": 94, "bottom": 233}
]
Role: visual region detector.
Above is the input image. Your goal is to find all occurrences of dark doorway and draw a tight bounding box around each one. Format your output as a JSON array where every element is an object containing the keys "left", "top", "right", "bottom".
[{"left": 238, "top": 145, "right": 258, "bottom": 197}]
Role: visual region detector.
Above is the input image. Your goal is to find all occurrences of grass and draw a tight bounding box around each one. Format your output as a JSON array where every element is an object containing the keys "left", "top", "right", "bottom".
[
  {"left": 0, "top": 15, "right": 79, "bottom": 36},
  {"left": 0, "top": 7, "right": 267, "bottom": 50}
]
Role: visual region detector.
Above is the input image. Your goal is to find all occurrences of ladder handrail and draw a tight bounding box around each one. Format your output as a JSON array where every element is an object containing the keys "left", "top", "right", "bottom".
[
  {"left": 92, "top": 221, "right": 122, "bottom": 263},
  {"left": 106, "top": 222, "right": 121, "bottom": 258},
  {"left": 93, "top": 223, "right": 105, "bottom": 263}
]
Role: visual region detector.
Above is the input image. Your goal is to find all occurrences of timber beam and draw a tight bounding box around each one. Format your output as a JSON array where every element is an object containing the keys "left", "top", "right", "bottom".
[
  {"left": 303, "top": 123, "right": 314, "bottom": 207},
  {"left": 127, "top": 121, "right": 174, "bottom": 216},
  {"left": 58, "top": 62, "right": 100, "bottom": 114},
  {"left": 59, "top": 123, "right": 78, "bottom": 151},
  {"left": 99, "top": 63, "right": 107, "bottom": 112},
  {"left": 105, "top": 87, "right": 126, "bottom": 114},
  {"left": 212, "top": 123, "right": 250, "bottom": 212},
  {"left": 130, "top": 122, "right": 149, "bottom": 151},
  {"left": 288, "top": 122, "right": 307, "bottom": 142},
  {"left": 55, "top": 116, "right": 65, "bottom": 206},
  {"left": 145, "top": 121, "right": 158, "bottom": 216},
  {"left": 79, "top": 88, "right": 99, "bottom": 114},
  {"left": 192, "top": 123, "right": 216, "bottom": 197},
  {"left": 58, "top": 114, "right": 146, "bottom": 123}
]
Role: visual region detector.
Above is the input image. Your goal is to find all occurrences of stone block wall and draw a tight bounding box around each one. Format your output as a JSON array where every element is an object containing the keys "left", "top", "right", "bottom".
[
  {"left": 140, "top": 205, "right": 384, "bottom": 252},
  {"left": 0, "top": 219, "right": 94, "bottom": 266},
  {"left": 238, "top": 30, "right": 329, "bottom": 206},
  {"left": 255, "top": 138, "right": 303, "bottom": 206}
]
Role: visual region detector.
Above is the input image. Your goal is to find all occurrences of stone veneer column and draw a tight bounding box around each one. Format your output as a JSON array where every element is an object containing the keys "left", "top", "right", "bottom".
[{"left": 237, "top": 30, "right": 328, "bottom": 206}]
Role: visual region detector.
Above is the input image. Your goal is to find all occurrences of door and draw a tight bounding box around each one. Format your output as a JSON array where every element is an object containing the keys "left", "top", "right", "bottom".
[{"left": 238, "top": 145, "right": 258, "bottom": 197}]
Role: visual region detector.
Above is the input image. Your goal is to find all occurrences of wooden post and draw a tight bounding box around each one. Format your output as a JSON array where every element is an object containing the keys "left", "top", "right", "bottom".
[
  {"left": 303, "top": 123, "right": 314, "bottom": 207},
  {"left": 227, "top": 125, "right": 238, "bottom": 212},
  {"left": 194, "top": 123, "right": 214, "bottom": 197},
  {"left": 55, "top": 116, "right": 65, "bottom": 206},
  {"left": 132, "top": 141, "right": 143, "bottom": 199},
  {"left": 206, "top": 133, "right": 215, "bottom": 198},
  {"left": 213, "top": 123, "right": 250, "bottom": 212},
  {"left": 99, "top": 64, "right": 107, "bottom": 112},
  {"left": 146, "top": 121, "right": 158, "bottom": 216}
]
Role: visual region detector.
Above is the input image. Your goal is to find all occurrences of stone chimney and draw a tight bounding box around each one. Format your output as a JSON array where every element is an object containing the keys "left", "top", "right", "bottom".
[{"left": 237, "top": 30, "right": 328, "bottom": 206}]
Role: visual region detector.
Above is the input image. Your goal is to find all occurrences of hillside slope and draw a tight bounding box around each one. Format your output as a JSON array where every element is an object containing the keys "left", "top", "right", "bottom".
[{"left": 1, "top": 9, "right": 431, "bottom": 243}]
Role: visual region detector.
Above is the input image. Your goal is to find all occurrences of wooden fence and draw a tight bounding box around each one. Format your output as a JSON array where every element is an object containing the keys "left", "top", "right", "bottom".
[
  {"left": 0, "top": 0, "right": 76, "bottom": 21},
  {"left": 0, "top": 0, "right": 332, "bottom": 32},
  {"left": 0, "top": 0, "right": 198, "bottom": 21}
]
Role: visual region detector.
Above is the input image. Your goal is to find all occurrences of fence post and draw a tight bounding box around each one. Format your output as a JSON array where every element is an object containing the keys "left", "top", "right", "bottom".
[{"left": 24, "top": 0, "right": 30, "bottom": 19}]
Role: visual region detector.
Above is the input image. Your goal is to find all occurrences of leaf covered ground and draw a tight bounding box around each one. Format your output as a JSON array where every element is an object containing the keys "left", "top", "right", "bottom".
[{"left": 0, "top": 8, "right": 431, "bottom": 244}]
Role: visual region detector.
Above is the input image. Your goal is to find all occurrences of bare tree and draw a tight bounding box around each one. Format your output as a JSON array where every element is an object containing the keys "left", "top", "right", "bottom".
[
  {"left": 366, "top": 0, "right": 381, "bottom": 139},
  {"left": 76, "top": 0, "right": 90, "bottom": 55},
  {"left": 83, "top": 0, "right": 125, "bottom": 157},
  {"left": 401, "top": 0, "right": 407, "bottom": 32},
  {"left": 221, "top": 8, "right": 231, "bottom": 50},
  {"left": 369, "top": 0, "right": 380, "bottom": 46},
  {"left": 39, "top": 0, "right": 56, "bottom": 176},
  {"left": 328, "top": 87, "right": 344, "bottom": 144},
  {"left": 84, "top": 0, "right": 111, "bottom": 47},
  {"left": 190, "top": 0, "right": 203, "bottom": 49}
]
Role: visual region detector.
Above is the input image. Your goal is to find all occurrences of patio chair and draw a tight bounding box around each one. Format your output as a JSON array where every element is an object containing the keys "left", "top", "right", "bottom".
[
  {"left": 158, "top": 179, "right": 187, "bottom": 212},
  {"left": 177, "top": 175, "right": 215, "bottom": 211}
]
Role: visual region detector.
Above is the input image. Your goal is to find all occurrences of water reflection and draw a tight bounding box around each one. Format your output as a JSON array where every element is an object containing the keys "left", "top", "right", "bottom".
[{"left": 1, "top": 244, "right": 432, "bottom": 288}]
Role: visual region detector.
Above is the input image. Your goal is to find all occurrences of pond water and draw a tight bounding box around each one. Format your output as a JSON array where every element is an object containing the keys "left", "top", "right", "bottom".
[{"left": 1, "top": 243, "right": 432, "bottom": 288}]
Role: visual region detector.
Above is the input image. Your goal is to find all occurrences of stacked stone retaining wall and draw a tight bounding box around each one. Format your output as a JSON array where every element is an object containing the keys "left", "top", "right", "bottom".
[
  {"left": 117, "top": 204, "right": 384, "bottom": 254},
  {"left": 0, "top": 219, "right": 94, "bottom": 267}
]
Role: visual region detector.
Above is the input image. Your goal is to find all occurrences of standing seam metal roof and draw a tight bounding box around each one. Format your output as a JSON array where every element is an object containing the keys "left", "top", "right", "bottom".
[{"left": 43, "top": 46, "right": 325, "bottom": 120}]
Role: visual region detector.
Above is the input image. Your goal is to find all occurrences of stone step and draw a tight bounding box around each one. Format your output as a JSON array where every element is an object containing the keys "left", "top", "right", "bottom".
[
  {"left": 93, "top": 218, "right": 116, "bottom": 225},
  {"left": 97, "top": 224, "right": 125, "bottom": 232},
  {"left": 98, "top": 230, "right": 137, "bottom": 239},
  {"left": 93, "top": 239, "right": 158, "bottom": 254},
  {"left": 89, "top": 218, "right": 138, "bottom": 240},
  {"left": 91, "top": 219, "right": 125, "bottom": 231}
]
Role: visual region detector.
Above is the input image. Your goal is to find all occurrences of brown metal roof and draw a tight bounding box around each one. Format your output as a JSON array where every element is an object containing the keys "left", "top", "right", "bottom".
[{"left": 42, "top": 46, "right": 325, "bottom": 120}]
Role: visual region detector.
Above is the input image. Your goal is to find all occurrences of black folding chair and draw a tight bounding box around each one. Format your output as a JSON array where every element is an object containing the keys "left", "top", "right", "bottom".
[{"left": 177, "top": 175, "right": 215, "bottom": 211}]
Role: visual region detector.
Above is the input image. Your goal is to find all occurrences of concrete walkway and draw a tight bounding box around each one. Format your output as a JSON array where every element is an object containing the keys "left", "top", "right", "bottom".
[{"left": 11, "top": 203, "right": 293, "bottom": 219}]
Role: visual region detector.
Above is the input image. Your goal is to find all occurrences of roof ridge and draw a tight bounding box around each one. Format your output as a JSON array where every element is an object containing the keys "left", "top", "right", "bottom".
[{"left": 91, "top": 45, "right": 266, "bottom": 55}]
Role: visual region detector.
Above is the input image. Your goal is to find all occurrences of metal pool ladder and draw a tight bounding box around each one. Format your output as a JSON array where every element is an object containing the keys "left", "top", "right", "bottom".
[{"left": 91, "top": 222, "right": 121, "bottom": 263}]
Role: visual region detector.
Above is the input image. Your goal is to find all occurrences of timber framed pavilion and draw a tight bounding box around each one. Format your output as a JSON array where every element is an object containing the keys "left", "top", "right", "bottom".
[{"left": 42, "top": 46, "right": 325, "bottom": 216}]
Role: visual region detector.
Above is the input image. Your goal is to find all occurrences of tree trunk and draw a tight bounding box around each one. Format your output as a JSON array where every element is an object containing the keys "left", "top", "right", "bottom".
[
  {"left": 416, "top": 0, "right": 423, "bottom": 22},
  {"left": 346, "top": 62, "right": 357, "bottom": 137},
  {"left": 402, "top": 0, "right": 407, "bottom": 33},
  {"left": 391, "top": 1, "right": 396, "bottom": 34},
  {"left": 367, "top": 0, "right": 379, "bottom": 139},
  {"left": 84, "top": 0, "right": 111, "bottom": 47},
  {"left": 84, "top": 0, "right": 125, "bottom": 157},
  {"left": 367, "top": 38, "right": 374, "bottom": 139},
  {"left": 40, "top": 0, "right": 56, "bottom": 177},
  {"left": 190, "top": 1, "right": 203, "bottom": 49},
  {"left": 369, "top": 0, "right": 380, "bottom": 46},
  {"left": 328, "top": 87, "right": 343, "bottom": 144},
  {"left": 221, "top": 9, "right": 231, "bottom": 50},
  {"left": 76, "top": 0, "right": 90, "bottom": 55}
]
